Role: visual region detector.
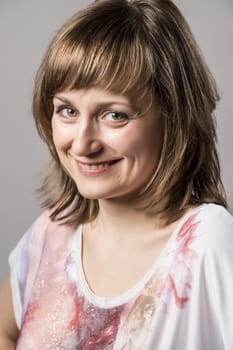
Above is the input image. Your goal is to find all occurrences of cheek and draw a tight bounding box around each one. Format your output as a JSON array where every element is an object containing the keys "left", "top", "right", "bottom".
[
  {"left": 104, "top": 124, "right": 161, "bottom": 162},
  {"left": 52, "top": 120, "right": 72, "bottom": 153},
  {"left": 128, "top": 127, "right": 161, "bottom": 159},
  {"left": 105, "top": 129, "right": 140, "bottom": 156},
  {"left": 144, "top": 117, "right": 163, "bottom": 159}
]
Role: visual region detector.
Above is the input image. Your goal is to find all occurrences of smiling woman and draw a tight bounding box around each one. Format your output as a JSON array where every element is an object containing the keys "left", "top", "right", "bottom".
[
  {"left": 51, "top": 88, "right": 161, "bottom": 201},
  {"left": 0, "top": 0, "right": 233, "bottom": 349}
]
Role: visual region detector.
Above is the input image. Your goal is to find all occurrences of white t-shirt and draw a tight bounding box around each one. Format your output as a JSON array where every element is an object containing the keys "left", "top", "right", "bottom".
[{"left": 9, "top": 204, "right": 233, "bottom": 349}]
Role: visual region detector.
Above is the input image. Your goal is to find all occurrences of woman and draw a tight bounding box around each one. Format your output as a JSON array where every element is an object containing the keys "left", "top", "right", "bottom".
[{"left": 0, "top": 0, "right": 232, "bottom": 349}]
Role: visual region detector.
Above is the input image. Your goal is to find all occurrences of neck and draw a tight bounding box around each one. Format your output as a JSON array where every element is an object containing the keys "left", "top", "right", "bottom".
[{"left": 87, "top": 197, "right": 163, "bottom": 240}]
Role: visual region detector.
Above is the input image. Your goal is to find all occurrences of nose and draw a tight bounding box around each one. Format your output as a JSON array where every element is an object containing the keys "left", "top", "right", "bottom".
[{"left": 72, "top": 118, "right": 103, "bottom": 157}]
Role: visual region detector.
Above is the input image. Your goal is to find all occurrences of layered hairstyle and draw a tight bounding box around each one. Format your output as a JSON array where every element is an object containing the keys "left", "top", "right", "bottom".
[{"left": 33, "top": 0, "right": 227, "bottom": 226}]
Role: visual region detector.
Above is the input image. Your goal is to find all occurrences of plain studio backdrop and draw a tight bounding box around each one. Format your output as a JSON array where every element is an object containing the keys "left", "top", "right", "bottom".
[{"left": 0, "top": 0, "right": 232, "bottom": 284}]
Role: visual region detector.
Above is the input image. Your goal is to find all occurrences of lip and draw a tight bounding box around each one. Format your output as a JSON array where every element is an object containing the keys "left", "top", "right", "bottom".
[{"left": 75, "top": 159, "right": 121, "bottom": 176}]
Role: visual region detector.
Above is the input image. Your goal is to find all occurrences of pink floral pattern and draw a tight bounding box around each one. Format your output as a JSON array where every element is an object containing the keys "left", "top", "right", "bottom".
[
  {"left": 154, "top": 213, "right": 200, "bottom": 311},
  {"left": 13, "top": 210, "right": 201, "bottom": 349}
]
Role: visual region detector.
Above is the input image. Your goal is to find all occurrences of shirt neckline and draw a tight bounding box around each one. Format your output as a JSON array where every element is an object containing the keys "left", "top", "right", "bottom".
[{"left": 71, "top": 204, "right": 206, "bottom": 309}]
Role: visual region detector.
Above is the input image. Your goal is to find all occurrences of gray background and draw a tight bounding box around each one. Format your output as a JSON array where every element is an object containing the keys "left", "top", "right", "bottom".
[{"left": 0, "top": 0, "right": 232, "bottom": 284}]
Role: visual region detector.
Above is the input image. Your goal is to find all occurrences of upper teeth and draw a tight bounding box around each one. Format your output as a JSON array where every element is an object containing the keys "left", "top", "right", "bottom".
[{"left": 79, "top": 162, "right": 110, "bottom": 170}]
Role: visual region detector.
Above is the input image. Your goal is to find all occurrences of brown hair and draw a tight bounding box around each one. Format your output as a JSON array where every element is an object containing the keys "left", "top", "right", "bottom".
[{"left": 33, "top": 0, "right": 227, "bottom": 226}]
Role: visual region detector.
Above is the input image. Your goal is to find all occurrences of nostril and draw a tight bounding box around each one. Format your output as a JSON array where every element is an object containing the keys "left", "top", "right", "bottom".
[
  {"left": 87, "top": 148, "right": 104, "bottom": 158},
  {"left": 72, "top": 136, "right": 103, "bottom": 157}
]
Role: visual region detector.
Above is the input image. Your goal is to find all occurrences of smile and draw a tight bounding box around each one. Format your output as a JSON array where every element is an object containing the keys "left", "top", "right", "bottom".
[{"left": 76, "top": 159, "right": 121, "bottom": 175}]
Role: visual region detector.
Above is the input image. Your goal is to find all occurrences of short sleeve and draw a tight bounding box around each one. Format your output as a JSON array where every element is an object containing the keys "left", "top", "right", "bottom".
[
  {"left": 201, "top": 205, "right": 233, "bottom": 349},
  {"left": 8, "top": 212, "right": 49, "bottom": 329}
]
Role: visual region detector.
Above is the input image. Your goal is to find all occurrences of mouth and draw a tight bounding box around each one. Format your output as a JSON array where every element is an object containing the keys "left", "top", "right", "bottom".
[{"left": 76, "top": 159, "right": 122, "bottom": 175}]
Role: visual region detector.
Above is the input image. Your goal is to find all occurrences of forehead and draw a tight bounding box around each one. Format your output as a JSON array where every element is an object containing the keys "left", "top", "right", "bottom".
[
  {"left": 53, "top": 87, "right": 144, "bottom": 112},
  {"left": 54, "top": 87, "right": 130, "bottom": 102}
]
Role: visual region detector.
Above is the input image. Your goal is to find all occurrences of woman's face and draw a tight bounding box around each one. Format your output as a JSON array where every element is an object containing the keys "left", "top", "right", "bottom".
[{"left": 51, "top": 87, "right": 162, "bottom": 201}]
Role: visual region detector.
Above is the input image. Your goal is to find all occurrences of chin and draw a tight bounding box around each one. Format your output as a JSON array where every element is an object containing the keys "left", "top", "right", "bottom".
[{"left": 76, "top": 188, "right": 111, "bottom": 200}]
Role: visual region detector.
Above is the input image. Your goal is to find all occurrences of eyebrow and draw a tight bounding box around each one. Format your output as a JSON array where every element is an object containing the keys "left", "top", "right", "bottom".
[
  {"left": 53, "top": 96, "right": 73, "bottom": 104},
  {"left": 53, "top": 95, "right": 138, "bottom": 113}
]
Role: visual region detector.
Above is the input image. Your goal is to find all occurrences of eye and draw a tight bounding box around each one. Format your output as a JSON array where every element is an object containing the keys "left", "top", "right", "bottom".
[
  {"left": 103, "top": 111, "right": 129, "bottom": 122},
  {"left": 55, "top": 105, "right": 77, "bottom": 119}
]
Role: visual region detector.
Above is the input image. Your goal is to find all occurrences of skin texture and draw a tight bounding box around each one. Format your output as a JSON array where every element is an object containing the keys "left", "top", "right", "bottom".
[
  {"left": 52, "top": 87, "right": 177, "bottom": 298},
  {"left": 52, "top": 87, "right": 162, "bottom": 202},
  {"left": 0, "top": 276, "right": 18, "bottom": 348}
]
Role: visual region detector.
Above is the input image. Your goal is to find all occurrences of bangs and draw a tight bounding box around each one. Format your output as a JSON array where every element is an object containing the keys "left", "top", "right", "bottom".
[{"left": 44, "top": 3, "right": 155, "bottom": 99}]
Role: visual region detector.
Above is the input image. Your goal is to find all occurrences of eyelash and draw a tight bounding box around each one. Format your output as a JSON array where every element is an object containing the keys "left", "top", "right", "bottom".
[
  {"left": 55, "top": 105, "right": 76, "bottom": 118},
  {"left": 103, "top": 111, "right": 129, "bottom": 122},
  {"left": 54, "top": 105, "right": 129, "bottom": 123}
]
